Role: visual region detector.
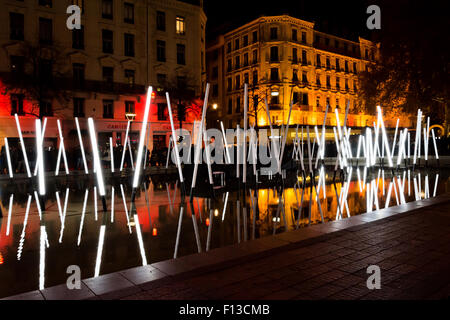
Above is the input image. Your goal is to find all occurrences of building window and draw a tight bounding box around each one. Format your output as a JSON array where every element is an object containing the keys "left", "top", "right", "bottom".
[
  {"left": 353, "top": 62, "right": 357, "bottom": 73},
  {"left": 10, "top": 56, "right": 25, "bottom": 77},
  {"left": 243, "top": 35, "right": 248, "bottom": 47},
  {"left": 235, "top": 38, "right": 239, "bottom": 50},
  {"left": 73, "top": 98, "right": 85, "bottom": 117},
  {"left": 176, "top": 16, "right": 185, "bottom": 35},
  {"left": 124, "top": 33, "right": 135, "bottom": 57},
  {"left": 252, "top": 50, "right": 258, "bottom": 64},
  {"left": 39, "top": 59, "right": 52, "bottom": 83},
  {"left": 228, "top": 99, "right": 232, "bottom": 114},
  {"left": 235, "top": 97, "right": 241, "bottom": 113},
  {"left": 345, "top": 61, "right": 349, "bottom": 73},
  {"left": 326, "top": 76, "right": 331, "bottom": 88},
  {"left": 270, "top": 68, "right": 279, "bottom": 81},
  {"left": 102, "top": 67, "right": 114, "bottom": 83},
  {"left": 11, "top": 94, "right": 24, "bottom": 116},
  {"left": 227, "top": 59, "right": 232, "bottom": 72},
  {"left": 302, "top": 50, "right": 307, "bottom": 63},
  {"left": 72, "top": 25, "right": 84, "bottom": 49},
  {"left": 293, "top": 92, "right": 299, "bottom": 104},
  {"left": 345, "top": 79, "right": 349, "bottom": 90},
  {"left": 102, "top": 0, "right": 113, "bottom": 19},
  {"left": 227, "top": 42, "right": 231, "bottom": 53},
  {"left": 302, "top": 72, "right": 308, "bottom": 83},
  {"left": 293, "top": 70, "right": 298, "bottom": 82},
  {"left": 40, "top": 101, "right": 53, "bottom": 117},
  {"left": 235, "top": 75, "right": 240, "bottom": 90},
  {"left": 336, "top": 77, "right": 340, "bottom": 89},
  {"left": 212, "top": 84, "right": 218, "bottom": 97},
  {"left": 271, "top": 94, "right": 279, "bottom": 105},
  {"left": 103, "top": 100, "right": 114, "bottom": 118},
  {"left": 316, "top": 96, "right": 320, "bottom": 107},
  {"left": 176, "top": 44, "right": 185, "bottom": 65},
  {"left": 336, "top": 59, "right": 340, "bottom": 71},
  {"left": 292, "top": 48, "right": 298, "bottom": 63},
  {"left": 212, "top": 66, "right": 218, "bottom": 80},
  {"left": 270, "top": 27, "right": 278, "bottom": 40},
  {"left": 10, "top": 12, "right": 24, "bottom": 41},
  {"left": 253, "top": 70, "right": 258, "bottom": 85},
  {"left": 270, "top": 46, "right": 278, "bottom": 62},
  {"left": 335, "top": 40, "right": 339, "bottom": 48},
  {"left": 156, "top": 40, "right": 166, "bottom": 62},
  {"left": 125, "top": 69, "right": 135, "bottom": 86},
  {"left": 157, "top": 103, "right": 167, "bottom": 120},
  {"left": 243, "top": 53, "right": 248, "bottom": 66},
  {"left": 39, "top": 18, "right": 52, "bottom": 44},
  {"left": 102, "top": 29, "right": 113, "bottom": 53},
  {"left": 316, "top": 75, "right": 321, "bottom": 86},
  {"left": 292, "top": 29, "right": 297, "bottom": 41},
  {"left": 227, "top": 78, "right": 232, "bottom": 91},
  {"left": 244, "top": 73, "right": 249, "bottom": 84},
  {"left": 39, "top": 0, "right": 52, "bottom": 8},
  {"left": 302, "top": 93, "right": 308, "bottom": 105},
  {"left": 316, "top": 54, "right": 321, "bottom": 67},
  {"left": 124, "top": 3, "right": 134, "bottom": 24},
  {"left": 326, "top": 58, "right": 330, "bottom": 69},
  {"left": 73, "top": 63, "right": 85, "bottom": 87},
  {"left": 156, "top": 11, "right": 165, "bottom": 31},
  {"left": 301, "top": 31, "right": 306, "bottom": 44},
  {"left": 157, "top": 73, "right": 167, "bottom": 86},
  {"left": 235, "top": 56, "right": 240, "bottom": 69},
  {"left": 252, "top": 31, "right": 258, "bottom": 43},
  {"left": 125, "top": 101, "right": 135, "bottom": 116}
]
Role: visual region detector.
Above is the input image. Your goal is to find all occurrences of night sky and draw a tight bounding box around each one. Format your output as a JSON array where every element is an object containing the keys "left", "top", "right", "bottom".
[{"left": 204, "top": 0, "right": 377, "bottom": 41}]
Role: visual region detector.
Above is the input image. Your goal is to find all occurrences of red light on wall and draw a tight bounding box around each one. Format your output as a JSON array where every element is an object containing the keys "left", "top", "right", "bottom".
[
  {"left": 0, "top": 253, "right": 4, "bottom": 265},
  {"left": 152, "top": 228, "right": 158, "bottom": 236},
  {"left": 151, "top": 92, "right": 156, "bottom": 100},
  {"left": 206, "top": 218, "right": 210, "bottom": 226}
]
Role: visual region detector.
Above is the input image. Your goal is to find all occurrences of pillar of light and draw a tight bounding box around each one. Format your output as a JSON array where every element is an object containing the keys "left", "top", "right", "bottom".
[
  {"left": 36, "top": 120, "right": 45, "bottom": 195},
  {"left": 127, "top": 137, "right": 135, "bottom": 170},
  {"left": 222, "top": 192, "right": 229, "bottom": 221},
  {"left": 134, "top": 214, "right": 148, "bottom": 266},
  {"left": 39, "top": 225, "right": 47, "bottom": 290},
  {"left": 34, "top": 118, "right": 47, "bottom": 176},
  {"left": 173, "top": 206, "right": 184, "bottom": 259},
  {"left": 385, "top": 182, "right": 393, "bottom": 208},
  {"left": 110, "top": 137, "right": 115, "bottom": 173},
  {"left": 94, "top": 225, "right": 106, "bottom": 277},
  {"left": 390, "top": 119, "right": 399, "bottom": 159},
  {"left": 75, "top": 117, "right": 89, "bottom": 174},
  {"left": 4, "top": 138, "right": 13, "bottom": 178},
  {"left": 34, "top": 191, "right": 43, "bottom": 220},
  {"left": 6, "top": 194, "right": 13, "bottom": 236},
  {"left": 133, "top": 87, "right": 153, "bottom": 189},
  {"left": 413, "top": 109, "right": 422, "bottom": 164},
  {"left": 77, "top": 189, "right": 89, "bottom": 246},
  {"left": 165, "top": 92, "right": 184, "bottom": 183},
  {"left": 431, "top": 129, "right": 439, "bottom": 160},
  {"left": 220, "top": 121, "right": 231, "bottom": 164},
  {"left": 120, "top": 184, "right": 132, "bottom": 234},
  {"left": 56, "top": 119, "right": 69, "bottom": 175},
  {"left": 377, "top": 106, "right": 393, "bottom": 167},
  {"left": 120, "top": 121, "right": 131, "bottom": 171},
  {"left": 110, "top": 186, "right": 115, "bottom": 223},
  {"left": 433, "top": 174, "right": 439, "bottom": 197},
  {"left": 88, "top": 118, "right": 106, "bottom": 196},
  {"left": 94, "top": 186, "right": 98, "bottom": 221},
  {"left": 243, "top": 84, "right": 248, "bottom": 183},
  {"left": 15, "top": 114, "right": 31, "bottom": 177}
]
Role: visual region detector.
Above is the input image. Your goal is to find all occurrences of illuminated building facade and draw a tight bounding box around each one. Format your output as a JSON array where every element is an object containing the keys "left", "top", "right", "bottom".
[
  {"left": 206, "top": 15, "right": 412, "bottom": 131},
  {"left": 0, "top": 0, "right": 206, "bottom": 151}
]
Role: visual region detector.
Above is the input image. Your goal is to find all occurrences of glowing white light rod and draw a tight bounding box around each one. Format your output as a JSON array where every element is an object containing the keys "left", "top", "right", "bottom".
[
  {"left": 4, "top": 138, "right": 13, "bottom": 178},
  {"left": 222, "top": 192, "right": 229, "bottom": 221},
  {"left": 243, "top": 84, "right": 248, "bottom": 183},
  {"left": 119, "top": 184, "right": 132, "bottom": 234},
  {"left": 166, "top": 92, "right": 184, "bottom": 183},
  {"left": 55, "top": 119, "right": 69, "bottom": 176},
  {"left": 391, "top": 119, "right": 399, "bottom": 158},
  {"left": 94, "top": 225, "right": 106, "bottom": 278},
  {"left": 34, "top": 117, "right": 47, "bottom": 176},
  {"left": 110, "top": 137, "right": 115, "bottom": 173},
  {"left": 220, "top": 121, "right": 231, "bottom": 164},
  {"left": 191, "top": 84, "right": 210, "bottom": 192},
  {"left": 36, "top": 120, "right": 45, "bottom": 195},
  {"left": 413, "top": 109, "right": 421, "bottom": 164},
  {"left": 264, "top": 98, "right": 280, "bottom": 173},
  {"left": 132, "top": 87, "right": 153, "bottom": 189},
  {"left": 75, "top": 117, "right": 89, "bottom": 174},
  {"left": 377, "top": 106, "right": 393, "bottom": 167},
  {"left": 280, "top": 100, "right": 293, "bottom": 173},
  {"left": 120, "top": 121, "right": 131, "bottom": 171},
  {"left": 165, "top": 137, "right": 172, "bottom": 169},
  {"left": 433, "top": 174, "right": 439, "bottom": 197},
  {"left": 236, "top": 125, "right": 241, "bottom": 178},
  {"left": 77, "top": 189, "right": 89, "bottom": 246},
  {"left": 6, "top": 194, "right": 13, "bottom": 236},
  {"left": 94, "top": 186, "right": 98, "bottom": 221},
  {"left": 431, "top": 129, "right": 439, "bottom": 160},
  {"left": 134, "top": 213, "right": 148, "bottom": 266},
  {"left": 173, "top": 206, "right": 184, "bottom": 259},
  {"left": 425, "top": 117, "right": 430, "bottom": 161},
  {"left": 34, "top": 191, "right": 42, "bottom": 220},
  {"left": 110, "top": 186, "right": 115, "bottom": 223},
  {"left": 39, "top": 225, "right": 46, "bottom": 290},
  {"left": 88, "top": 118, "right": 106, "bottom": 197},
  {"left": 14, "top": 114, "right": 31, "bottom": 177}
]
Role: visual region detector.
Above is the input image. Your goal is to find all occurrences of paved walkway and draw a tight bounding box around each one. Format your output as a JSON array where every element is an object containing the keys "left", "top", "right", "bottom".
[{"left": 122, "top": 198, "right": 450, "bottom": 300}]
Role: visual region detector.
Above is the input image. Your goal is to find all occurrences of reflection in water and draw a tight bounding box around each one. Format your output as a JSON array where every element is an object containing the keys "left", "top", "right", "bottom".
[{"left": 0, "top": 169, "right": 448, "bottom": 298}]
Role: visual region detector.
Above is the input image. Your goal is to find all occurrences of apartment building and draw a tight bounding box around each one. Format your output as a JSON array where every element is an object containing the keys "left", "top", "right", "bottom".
[{"left": 0, "top": 0, "right": 206, "bottom": 151}]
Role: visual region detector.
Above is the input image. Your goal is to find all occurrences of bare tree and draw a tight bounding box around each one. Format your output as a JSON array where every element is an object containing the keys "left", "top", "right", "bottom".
[{"left": 0, "top": 42, "right": 72, "bottom": 119}]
